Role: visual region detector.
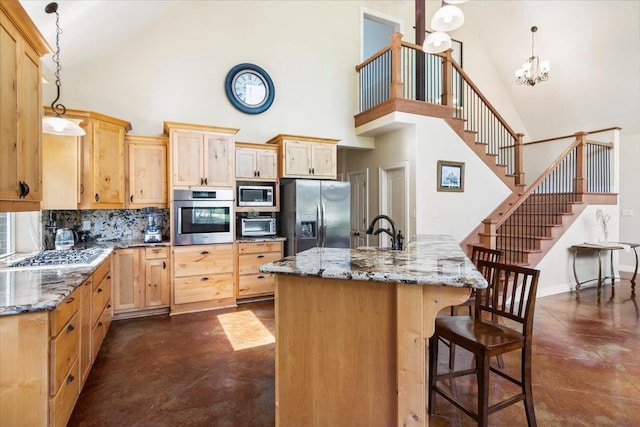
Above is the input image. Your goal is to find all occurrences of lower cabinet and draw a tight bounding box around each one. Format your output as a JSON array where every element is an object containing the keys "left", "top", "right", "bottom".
[
  {"left": 0, "top": 255, "right": 112, "bottom": 427},
  {"left": 172, "top": 244, "right": 235, "bottom": 315},
  {"left": 112, "top": 246, "right": 171, "bottom": 318},
  {"left": 235, "top": 241, "right": 283, "bottom": 299}
]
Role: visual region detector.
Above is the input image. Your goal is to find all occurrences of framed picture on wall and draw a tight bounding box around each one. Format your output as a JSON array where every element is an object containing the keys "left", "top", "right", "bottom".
[{"left": 437, "top": 160, "right": 465, "bottom": 192}]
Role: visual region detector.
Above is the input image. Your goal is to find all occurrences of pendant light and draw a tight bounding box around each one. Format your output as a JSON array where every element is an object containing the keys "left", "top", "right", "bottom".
[
  {"left": 42, "top": 2, "right": 85, "bottom": 136},
  {"left": 423, "top": 31, "right": 452, "bottom": 54},
  {"left": 431, "top": 5, "right": 465, "bottom": 32}
]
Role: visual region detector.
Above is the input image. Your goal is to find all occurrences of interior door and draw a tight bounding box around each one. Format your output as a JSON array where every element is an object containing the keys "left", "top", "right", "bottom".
[
  {"left": 349, "top": 170, "right": 368, "bottom": 248},
  {"left": 382, "top": 166, "right": 406, "bottom": 248}
]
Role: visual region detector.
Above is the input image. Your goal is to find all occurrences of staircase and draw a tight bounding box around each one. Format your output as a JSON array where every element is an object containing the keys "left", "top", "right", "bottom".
[{"left": 354, "top": 32, "right": 618, "bottom": 268}]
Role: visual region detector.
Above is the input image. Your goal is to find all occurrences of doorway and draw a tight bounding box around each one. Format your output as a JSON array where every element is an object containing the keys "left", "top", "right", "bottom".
[
  {"left": 348, "top": 169, "right": 369, "bottom": 249},
  {"left": 362, "top": 9, "right": 402, "bottom": 61},
  {"left": 379, "top": 162, "right": 409, "bottom": 248}
]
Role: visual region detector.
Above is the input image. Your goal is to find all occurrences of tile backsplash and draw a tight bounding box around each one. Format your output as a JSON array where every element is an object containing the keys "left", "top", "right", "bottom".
[{"left": 42, "top": 209, "right": 170, "bottom": 249}]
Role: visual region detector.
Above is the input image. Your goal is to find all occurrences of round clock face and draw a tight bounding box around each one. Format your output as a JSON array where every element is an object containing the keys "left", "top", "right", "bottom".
[{"left": 225, "top": 63, "right": 275, "bottom": 114}]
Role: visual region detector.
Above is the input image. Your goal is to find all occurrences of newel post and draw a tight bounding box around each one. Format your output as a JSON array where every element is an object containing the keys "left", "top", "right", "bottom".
[
  {"left": 514, "top": 133, "right": 525, "bottom": 186},
  {"left": 442, "top": 49, "right": 454, "bottom": 106},
  {"left": 574, "top": 132, "right": 588, "bottom": 195},
  {"left": 480, "top": 219, "right": 497, "bottom": 249},
  {"left": 390, "top": 32, "right": 404, "bottom": 100}
]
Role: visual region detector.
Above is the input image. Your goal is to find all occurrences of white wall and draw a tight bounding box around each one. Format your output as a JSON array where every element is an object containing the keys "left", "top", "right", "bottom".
[
  {"left": 42, "top": 0, "right": 416, "bottom": 149},
  {"left": 619, "top": 131, "right": 640, "bottom": 271}
]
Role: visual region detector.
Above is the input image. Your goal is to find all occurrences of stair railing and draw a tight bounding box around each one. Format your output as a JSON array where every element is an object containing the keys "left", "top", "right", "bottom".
[
  {"left": 355, "top": 32, "right": 524, "bottom": 184},
  {"left": 483, "top": 130, "right": 614, "bottom": 263}
]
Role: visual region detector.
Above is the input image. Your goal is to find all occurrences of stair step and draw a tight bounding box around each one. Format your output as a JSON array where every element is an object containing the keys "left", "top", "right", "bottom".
[{"left": 496, "top": 233, "right": 553, "bottom": 240}]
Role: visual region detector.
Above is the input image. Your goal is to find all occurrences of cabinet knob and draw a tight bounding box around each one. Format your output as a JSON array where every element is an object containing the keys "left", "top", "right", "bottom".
[
  {"left": 66, "top": 297, "right": 75, "bottom": 304},
  {"left": 308, "top": 168, "right": 311, "bottom": 174},
  {"left": 200, "top": 251, "right": 210, "bottom": 255},
  {"left": 66, "top": 374, "right": 75, "bottom": 385},
  {"left": 312, "top": 168, "right": 315, "bottom": 175},
  {"left": 162, "top": 261, "right": 166, "bottom": 269},
  {"left": 200, "top": 277, "right": 209, "bottom": 281},
  {"left": 257, "top": 275, "right": 265, "bottom": 280},
  {"left": 257, "top": 170, "right": 260, "bottom": 177},
  {"left": 95, "top": 193, "right": 100, "bottom": 202},
  {"left": 97, "top": 288, "right": 103, "bottom": 293},
  {"left": 257, "top": 255, "right": 265, "bottom": 259},
  {"left": 130, "top": 195, "right": 134, "bottom": 203},
  {"left": 107, "top": 304, "right": 112, "bottom": 309},
  {"left": 204, "top": 177, "right": 208, "bottom": 185},
  {"left": 85, "top": 281, "right": 92, "bottom": 286},
  {"left": 80, "top": 184, "right": 84, "bottom": 195},
  {"left": 200, "top": 177, "right": 204, "bottom": 185},
  {"left": 66, "top": 324, "right": 75, "bottom": 333},
  {"left": 98, "top": 321, "right": 103, "bottom": 327}
]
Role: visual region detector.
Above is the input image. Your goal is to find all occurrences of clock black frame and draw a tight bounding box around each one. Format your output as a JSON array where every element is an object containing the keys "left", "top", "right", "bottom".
[{"left": 224, "top": 63, "right": 275, "bottom": 114}]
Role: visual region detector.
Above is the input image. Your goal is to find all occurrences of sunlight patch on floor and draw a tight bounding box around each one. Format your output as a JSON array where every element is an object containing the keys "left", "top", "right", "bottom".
[{"left": 217, "top": 310, "right": 275, "bottom": 351}]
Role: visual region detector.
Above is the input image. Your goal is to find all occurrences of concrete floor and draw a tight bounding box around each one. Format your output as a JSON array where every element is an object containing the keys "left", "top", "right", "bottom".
[{"left": 69, "top": 276, "right": 640, "bottom": 426}]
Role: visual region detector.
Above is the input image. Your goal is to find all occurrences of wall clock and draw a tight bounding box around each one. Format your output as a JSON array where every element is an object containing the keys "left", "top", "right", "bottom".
[{"left": 225, "top": 63, "right": 275, "bottom": 114}]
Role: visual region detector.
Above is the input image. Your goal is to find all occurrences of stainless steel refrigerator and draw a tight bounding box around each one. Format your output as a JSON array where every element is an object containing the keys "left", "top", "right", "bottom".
[{"left": 280, "top": 179, "right": 351, "bottom": 256}]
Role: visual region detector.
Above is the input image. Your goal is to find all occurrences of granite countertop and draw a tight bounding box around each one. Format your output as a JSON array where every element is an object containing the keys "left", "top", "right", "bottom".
[
  {"left": 0, "top": 248, "right": 114, "bottom": 316},
  {"left": 259, "top": 234, "right": 488, "bottom": 288}
]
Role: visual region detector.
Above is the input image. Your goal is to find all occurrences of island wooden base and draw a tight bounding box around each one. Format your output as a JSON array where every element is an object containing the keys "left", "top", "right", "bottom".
[{"left": 275, "top": 275, "right": 470, "bottom": 427}]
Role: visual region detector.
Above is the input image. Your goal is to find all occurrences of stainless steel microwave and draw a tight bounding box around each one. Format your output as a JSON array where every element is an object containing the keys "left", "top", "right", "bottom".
[
  {"left": 238, "top": 185, "right": 274, "bottom": 207},
  {"left": 240, "top": 217, "right": 277, "bottom": 237}
]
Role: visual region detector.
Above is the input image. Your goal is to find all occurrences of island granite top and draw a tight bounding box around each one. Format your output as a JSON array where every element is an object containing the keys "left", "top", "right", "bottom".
[{"left": 259, "top": 234, "right": 488, "bottom": 288}]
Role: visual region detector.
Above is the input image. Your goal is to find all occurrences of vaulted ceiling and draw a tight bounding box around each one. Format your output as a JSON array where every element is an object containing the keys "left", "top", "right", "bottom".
[{"left": 20, "top": 0, "right": 640, "bottom": 140}]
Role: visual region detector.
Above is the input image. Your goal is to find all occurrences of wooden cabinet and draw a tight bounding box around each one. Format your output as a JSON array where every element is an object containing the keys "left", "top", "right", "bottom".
[
  {"left": 235, "top": 241, "right": 283, "bottom": 299},
  {"left": 42, "top": 109, "right": 131, "bottom": 209},
  {"left": 126, "top": 135, "right": 168, "bottom": 208},
  {"left": 0, "top": 2, "right": 51, "bottom": 212},
  {"left": 235, "top": 142, "right": 278, "bottom": 180},
  {"left": 165, "top": 121, "right": 238, "bottom": 188},
  {"left": 266, "top": 134, "right": 338, "bottom": 179},
  {"left": 112, "top": 246, "right": 170, "bottom": 318},
  {"left": 91, "top": 255, "right": 112, "bottom": 362},
  {"left": 0, "top": 255, "right": 112, "bottom": 427},
  {"left": 172, "top": 244, "right": 235, "bottom": 314}
]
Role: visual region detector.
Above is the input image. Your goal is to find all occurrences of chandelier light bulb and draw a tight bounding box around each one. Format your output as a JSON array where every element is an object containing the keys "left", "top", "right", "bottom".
[{"left": 515, "top": 26, "right": 550, "bottom": 87}]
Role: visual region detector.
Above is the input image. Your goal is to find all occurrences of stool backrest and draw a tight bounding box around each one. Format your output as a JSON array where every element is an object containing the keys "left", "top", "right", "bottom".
[
  {"left": 470, "top": 245, "right": 503, "bottom": 267},
  {"left": 474, "top": 260, "right": 540, "bottom": 337}
]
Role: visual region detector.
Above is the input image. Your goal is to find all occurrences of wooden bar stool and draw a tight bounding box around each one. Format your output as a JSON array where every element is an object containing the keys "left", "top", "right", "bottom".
[
  {"left": 445, "top": 245, "right": 503, "bottom": 369},
  {"left": 429, "top": 260, "right": 540, "bottom": 426}
]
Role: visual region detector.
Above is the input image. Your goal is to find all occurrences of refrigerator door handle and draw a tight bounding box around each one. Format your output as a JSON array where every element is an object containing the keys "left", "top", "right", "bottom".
[
  {"left": 321, "top": 202, "right": 327, "bottom": 248},
  {"left": 316, "top": 203, "right": 322, "bottom": 248}
]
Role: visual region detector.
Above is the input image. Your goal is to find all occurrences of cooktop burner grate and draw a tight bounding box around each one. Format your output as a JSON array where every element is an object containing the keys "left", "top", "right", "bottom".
[{"left": 9, "top": 248, "right": 104, "bottom": 268}]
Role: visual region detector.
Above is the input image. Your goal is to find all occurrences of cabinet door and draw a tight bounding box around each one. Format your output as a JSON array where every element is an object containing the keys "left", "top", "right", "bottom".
[
  {"left": 145, "top": 257, "right": 170, "bottom": 308},
  {"left": 19, "top": 46, "right": 42, "bottom": 203},
  {"left": 203, "top": 133, "right": 233, "bottom": 186},
  {"left": 112, "top": 249, "right": 142, "bottom": 312},
  {"left": 236, "top": 148, "right": 257, "bottom": 179},
  {"left": 172, "top": 131, "right": 203, "bottom": 186},
  {"left": 0, "top": 22, "right": 19, "bottom": 201},
  {"left": 283, "top": 140, "right": 311, "bottom": 177},
  {"left": 256, "top": 149, "right": 278, "bottom": 179},
  {"left": 93, "top": 121, "right": 125, "bottom": 206},
  {"left": 310, "top": 143, "right": 337, "bottom": 179},
  {"left": 128, "top": 142, "right": 167, "bottom": 206}
]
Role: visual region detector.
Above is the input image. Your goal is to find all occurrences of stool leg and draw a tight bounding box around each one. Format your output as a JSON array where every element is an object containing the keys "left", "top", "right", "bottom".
[
  {"left": 477, "top": 353, "right": 490, "bottom": 427},
  {"left": 523, "top": 347, "right": 537, "bottom": 426},
  {"left": 428, "top": 335, "right": 439, "bottom": 416}
]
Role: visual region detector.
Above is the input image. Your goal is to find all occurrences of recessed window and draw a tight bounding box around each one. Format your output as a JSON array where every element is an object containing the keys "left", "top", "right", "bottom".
[{"left": 0, "top": 212, "right": 15, "bottom": 258}]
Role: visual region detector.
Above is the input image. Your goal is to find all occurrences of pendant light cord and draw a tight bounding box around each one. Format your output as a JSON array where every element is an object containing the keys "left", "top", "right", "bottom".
[{"left": 46, "top": 3, "right": 66, "bottom": 117}]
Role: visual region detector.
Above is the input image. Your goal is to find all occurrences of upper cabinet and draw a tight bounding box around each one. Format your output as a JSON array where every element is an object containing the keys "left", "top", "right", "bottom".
[
  {"left": 235, "top": 142, "right": 278, "bottom": 181},
  {"left": 0, "top": 2, "right": 51, "bottom": 212},
  {"left": 165, "top": 121, "right": 238, "bottom": 188},
  {"left": 42, "top": 108, "right": 131, "bottom": 209},
  {"left": 266, "top": 134, "right": 338, "bottom": 180},
  {"left": 126, "top": 135, "right": 168, "bottom": 208}
]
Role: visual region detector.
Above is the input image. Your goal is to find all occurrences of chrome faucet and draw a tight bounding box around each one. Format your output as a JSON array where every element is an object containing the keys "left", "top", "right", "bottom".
[{"left": 365, "top": 215, "right": 404, "bottom": 250}]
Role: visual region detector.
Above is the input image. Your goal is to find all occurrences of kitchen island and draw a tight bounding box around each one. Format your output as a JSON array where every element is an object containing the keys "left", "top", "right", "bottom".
[{"left": 260, "top": 234, "right": 487, "bottom": 427}]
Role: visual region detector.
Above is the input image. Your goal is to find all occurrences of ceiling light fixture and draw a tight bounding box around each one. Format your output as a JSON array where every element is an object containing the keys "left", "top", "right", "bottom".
[
  {"left": 423, "top": 31, "right": 452, "bottom": 54},
  {"left": 42, "top": 2, "right": 85, "bottom": 136},
  {"left": 515, "top": 26, "right": 550, "bottom": 87}
]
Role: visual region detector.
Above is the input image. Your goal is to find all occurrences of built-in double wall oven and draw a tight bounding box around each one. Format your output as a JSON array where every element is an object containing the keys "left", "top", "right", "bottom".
[{"left": 173, "top": 188, "right": 234, "bottom": 245}]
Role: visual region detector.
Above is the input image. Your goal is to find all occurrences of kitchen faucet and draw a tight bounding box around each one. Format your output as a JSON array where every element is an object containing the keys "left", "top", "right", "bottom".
[{"left": 365, "top": 215, "right": 404, "bottom": 250}]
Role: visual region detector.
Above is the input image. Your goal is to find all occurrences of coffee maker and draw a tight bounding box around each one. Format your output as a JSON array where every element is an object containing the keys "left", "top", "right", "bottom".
[{"left": 143, "top": 207, "right": 163, "bottom": 243}]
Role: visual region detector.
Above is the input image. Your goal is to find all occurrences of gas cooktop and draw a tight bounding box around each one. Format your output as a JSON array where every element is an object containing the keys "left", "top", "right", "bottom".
[{"left": 8, "top": 248, "right": 104, "bottom": 268}]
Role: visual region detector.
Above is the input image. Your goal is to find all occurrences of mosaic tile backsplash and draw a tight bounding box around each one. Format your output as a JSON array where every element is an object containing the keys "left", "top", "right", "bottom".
[{"left": 42, "top": 209, "right": 170, "bottom": 249}]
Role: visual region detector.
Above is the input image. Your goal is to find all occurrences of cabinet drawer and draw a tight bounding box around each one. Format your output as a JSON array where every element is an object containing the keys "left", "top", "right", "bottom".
[
  {"left": 145, "top": 246, "right": 169, "bottom": 260},
  {"left": 238, "top": 273, "right": 275, "bottom": 297},
  {"left": 238, "top": 252, "right": 283, "bottom": 275},
  {"left": 92, "top": 273, "right": 112, "bottom": 326},
  {"left": 238, "top": 241, "right": 283, "bottom": 254},
  {"left": 173, "top": 244, "right": 233, "bottom": 277},
  {"left": 49, "top": 357, "right": 80, "bottom": 427},
  {"left": 93, "top": 257, "right": 111, "bottom": 284},
  {"left": 50, "top": 311, "right": 80, "bottom": 395},
  {"left": 174, "top": 273, "right": 234, "bottom": 304},
  {"left": 50, "top": 286, "right": 81, "bottom": 337}
]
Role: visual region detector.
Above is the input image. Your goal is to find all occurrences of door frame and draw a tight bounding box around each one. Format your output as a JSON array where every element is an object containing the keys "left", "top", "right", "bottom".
[
  {"left": 347, "top": 168, "right": 369, "bottom": 247},
  {"left": 379, "top": 161, "right": 410, "bottom": 247}
]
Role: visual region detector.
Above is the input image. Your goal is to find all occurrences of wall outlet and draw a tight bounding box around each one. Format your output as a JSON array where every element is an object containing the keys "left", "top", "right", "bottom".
[
  {"left": 621, "top": 209, "right": 634, "bottom": 217},
  {"left": 82, "top": 220, "right": 91, "bottom": 231}
]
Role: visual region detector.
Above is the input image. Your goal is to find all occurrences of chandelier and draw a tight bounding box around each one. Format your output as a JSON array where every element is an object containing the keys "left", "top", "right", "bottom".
[
  {"left": 515, "top": 26, "right": 550, "bottom": 87},
  {"left": 42, "top": 2, "right": 85, "bottom": 136}
]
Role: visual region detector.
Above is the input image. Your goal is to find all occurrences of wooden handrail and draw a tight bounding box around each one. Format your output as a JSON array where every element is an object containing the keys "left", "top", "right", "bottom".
[
  {"left": 495, "top": 137, "right": 583, "bottom": 228},
  {"left": 523, "top": 126, "right": 621, "bottom": 146},
  {"left": 450, "top": 61, "right": 519, "bottom": 141},
  {"left": 355, "top": 45, "right": 391, "bottom": 72}
]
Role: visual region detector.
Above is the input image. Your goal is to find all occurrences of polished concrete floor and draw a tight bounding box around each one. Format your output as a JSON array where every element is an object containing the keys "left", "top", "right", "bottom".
[{"left": 69, "top": 276, "right": 640, "bottom": 426}]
